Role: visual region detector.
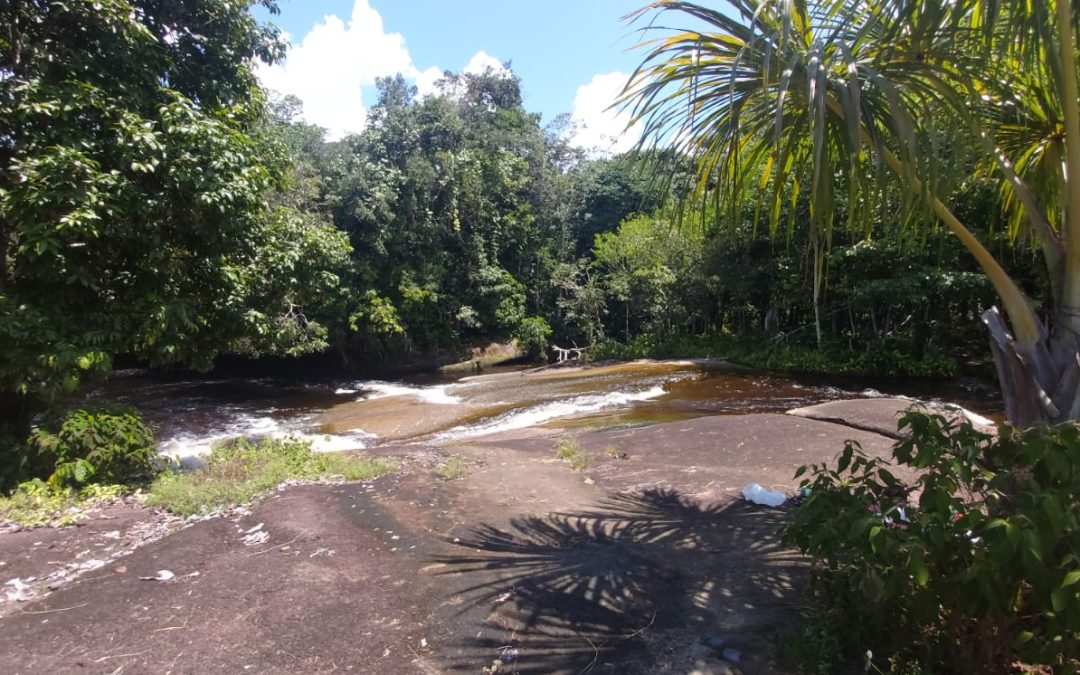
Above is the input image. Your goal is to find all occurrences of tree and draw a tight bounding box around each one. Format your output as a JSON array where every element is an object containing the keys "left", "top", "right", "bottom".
[
  {"left": 574, "top": 154, "right": 667, "bottom": 253},
  {"left": 622, "top": 0, "right": 1080, "bottom": 426},
  {"left": 0, "top": 1, "right": 349, "bottom": 466},
  {"left": 593, "top": 214, "right": 703, "bottom": 340}
]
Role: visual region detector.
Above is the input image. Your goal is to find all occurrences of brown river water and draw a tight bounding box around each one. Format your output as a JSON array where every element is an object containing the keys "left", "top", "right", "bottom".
[{"left": 83, "top": 360, "right": 1001, "bottom": 464}]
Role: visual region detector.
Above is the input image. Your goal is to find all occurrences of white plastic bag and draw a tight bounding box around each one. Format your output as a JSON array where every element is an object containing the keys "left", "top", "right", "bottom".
[{"left": 741, "top": 483, "right": 786, "bottom": 507}]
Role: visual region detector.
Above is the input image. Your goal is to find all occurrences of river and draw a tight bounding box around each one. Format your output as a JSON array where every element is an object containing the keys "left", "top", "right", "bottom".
[{"left": 82, "top": 360, "right": 1001, "bottom": 465}]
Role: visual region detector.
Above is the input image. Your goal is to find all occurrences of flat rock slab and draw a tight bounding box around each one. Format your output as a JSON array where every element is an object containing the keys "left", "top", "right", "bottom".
[
  {"left": 0, "top": 503, "right": 179, "bottom": 617},
  {"left": 788, "top": 397, "right": 995, "bottom": 440},
  {"left": 481, "top": 413, "right": 896, "bottom": 502},
  {"left": 0, "top": 480, "right": 449, "bottom": 674},
  {"left": 584, "top": 413, "right": 897, "bottom": 500}
]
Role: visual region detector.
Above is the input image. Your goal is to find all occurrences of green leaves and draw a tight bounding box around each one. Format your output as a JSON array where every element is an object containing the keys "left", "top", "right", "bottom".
[
  {"left": 908, "top": 551, "right": 930, "bottom": 587},
  {"left": 784, "top": 409, "right": 1080, "bottom": 670},
  {"left": 0, "top": 1, "right": 346, "bottom": 406},
  {"left": 29, "top": 406, "right": 159, "bottom": 489}
]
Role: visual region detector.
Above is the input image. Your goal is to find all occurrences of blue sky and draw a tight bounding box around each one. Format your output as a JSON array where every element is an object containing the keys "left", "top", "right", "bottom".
[{"left": 255, "top": 0, "right": 653, "bottom": 149}]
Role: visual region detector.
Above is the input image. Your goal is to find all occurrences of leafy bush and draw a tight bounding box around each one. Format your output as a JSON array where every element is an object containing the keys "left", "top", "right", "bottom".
[
  {"left": 745, "top": 342, "right": 958, "bottom": 379},
  {"left": 147, "top": 437, "right": 395, "bottom": 515},
  {"left": 514, "top": 316, "right": 553, "bottom": 358},
  {"left": 589, "top": 331, "right": 958, "bottom": 379},
  {"left": 28, "top": 406, "right": 159, "bottom": 488},
  {"left": 785, "top": 411, "right": 1080, "bottom": 673},
  {"left": 589, "top": 332, "right": 739, "bottom": 361}
]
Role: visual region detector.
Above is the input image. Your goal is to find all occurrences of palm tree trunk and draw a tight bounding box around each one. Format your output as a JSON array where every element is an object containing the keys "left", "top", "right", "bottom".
[{"left": 812, "top": 234, "right": 823, "bottom": 347}]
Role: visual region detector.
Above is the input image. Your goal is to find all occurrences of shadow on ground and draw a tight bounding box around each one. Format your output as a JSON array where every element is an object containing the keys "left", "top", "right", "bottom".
[{"left": 432, "top": 488, "right": 804, "bottom": 673}]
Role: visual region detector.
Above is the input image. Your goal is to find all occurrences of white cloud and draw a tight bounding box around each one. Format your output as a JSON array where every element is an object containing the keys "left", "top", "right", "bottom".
[
  {"left": 462, "top": 51, "right": 510, "bottom": 77},
  {"left": 256, "top": 1, "right": 413, "bottom": 139},
  {"left": 256, "top": 2, "right": 514, "bottom": 140},
  {"left": 568, "top": 71, "right": 641, "bottom": 155},
  {"left": 414, "top": 65, "right": 445, "bottom": 99}
]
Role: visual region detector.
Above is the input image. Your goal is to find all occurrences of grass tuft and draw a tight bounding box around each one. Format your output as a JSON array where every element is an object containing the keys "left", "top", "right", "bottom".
[
  {"left": 0, "top": 480, "right": 125, "bottom": 528},
  {"left": 434, "top": 455, "right": 470, "bottom": 480},
  {"left": 554, "top": 437, "right": 593, "bottom": 472},
  {"left": 146, "top": 437, "right": 395, "bottom": 516}
]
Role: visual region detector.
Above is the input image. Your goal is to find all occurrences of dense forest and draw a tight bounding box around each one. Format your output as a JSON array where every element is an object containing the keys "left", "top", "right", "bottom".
[
  {"left": 257, "top": 67, "right": 1032, "bottom": 369},
  {"left": 262, "top": 66, "right": 1042, "bottom": 379}
]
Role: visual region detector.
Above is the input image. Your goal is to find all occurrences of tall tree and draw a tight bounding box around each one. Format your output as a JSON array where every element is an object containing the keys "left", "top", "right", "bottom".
[
  {"left": 0, "top": 1, "right": 349, "bottom": 461},
  {"left": 623, "top": 0, "right": 1080, "bottom": 426}
]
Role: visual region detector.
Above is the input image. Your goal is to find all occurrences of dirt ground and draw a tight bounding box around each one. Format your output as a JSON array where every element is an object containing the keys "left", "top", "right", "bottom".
[{"left": 0, "top": 403, "right": 904, "bottom": 674}]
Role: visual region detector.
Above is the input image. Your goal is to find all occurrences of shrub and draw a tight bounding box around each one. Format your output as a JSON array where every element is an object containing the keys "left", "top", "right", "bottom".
[
  {"left": 784, "top": 410, "right": 1080, "bottom": 673},
  {"left": 514, "top": 316, "right": 553, "bottom": 359},
  {"left": 28, "top": 406, "right": 159, "bottom": 488},
  {"left": 555, "top": 437, "right": 581, "bottom": 460}
]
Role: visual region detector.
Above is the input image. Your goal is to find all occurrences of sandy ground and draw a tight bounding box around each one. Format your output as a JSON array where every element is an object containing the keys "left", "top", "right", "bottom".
[{"left": 0, "top": 400, "right": 910, "bottom": 674}]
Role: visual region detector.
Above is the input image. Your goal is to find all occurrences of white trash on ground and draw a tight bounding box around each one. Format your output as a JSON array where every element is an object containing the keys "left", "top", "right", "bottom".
[{"left": 741, "top": 483, "right": 786, "bottom": 507}]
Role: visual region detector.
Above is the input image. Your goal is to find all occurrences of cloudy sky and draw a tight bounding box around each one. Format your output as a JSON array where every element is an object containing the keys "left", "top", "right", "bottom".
[{"left": 254, "top": 0, "right": 647, "bottom": 152}]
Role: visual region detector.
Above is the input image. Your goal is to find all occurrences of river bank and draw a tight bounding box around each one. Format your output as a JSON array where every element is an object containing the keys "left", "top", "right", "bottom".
[{"left": 0, "top": 393, "right": 966, "bottom": 674}]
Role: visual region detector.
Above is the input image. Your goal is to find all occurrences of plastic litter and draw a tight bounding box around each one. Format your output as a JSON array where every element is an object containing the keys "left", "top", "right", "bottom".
[
  {"left": 722, "top": 647, "right": 742, "bottom": 663},
  {"left": 241, "top": 530, "right": 269, "bottom": 546},
  {"left": 741, "top": 483, "right": 786, "bottom": 507},
  {"left": 499, "top": 647, "right": 519, "bottom": 664},
  {"left": 4, "top": 577, "right": 33, "bottom": 602},
  {"left": 139, "top": 569, "right": 175, "bottom": 582}
]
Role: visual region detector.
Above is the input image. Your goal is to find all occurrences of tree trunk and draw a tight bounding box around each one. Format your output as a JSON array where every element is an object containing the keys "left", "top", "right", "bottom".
[
  {"left": 812, "top": 235, "right": 823, "bottom": 348},
  {"left": 983, "top": 307, "right": 1080, "bottom": 427}
]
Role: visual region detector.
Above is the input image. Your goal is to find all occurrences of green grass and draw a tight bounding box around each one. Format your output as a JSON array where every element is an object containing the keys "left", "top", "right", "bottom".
[
  {"left": 555, "top": 437, "right": 580, "bottom": 460},
  {"left": 146, "top": 437, "right": 395, "bottom": 516},
  {"left": 0, "top": 480, "right": 125, "bottom": 527},
  {"left": 568, "top": 453, "right": 593, "bottom": 471},
  {"left": 554, "top": 438, "right": 593, "bottom": 472},
  {"left": 434, "top": 455, "right": 470, "bottom": 480}
]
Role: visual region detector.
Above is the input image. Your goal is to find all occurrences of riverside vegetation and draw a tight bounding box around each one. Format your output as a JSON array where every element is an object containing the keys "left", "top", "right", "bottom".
[
  {"left": 0, "top": 404, "right": 394, "bottom": 524},
  {"left": 785, "top": 411, "right": 1080, "bottom": 673}
]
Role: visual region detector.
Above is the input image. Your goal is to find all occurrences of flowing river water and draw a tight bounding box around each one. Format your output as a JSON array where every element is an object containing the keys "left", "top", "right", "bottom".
[{"left": 82, "top": 360, "right": 1001, "bottom": 464}]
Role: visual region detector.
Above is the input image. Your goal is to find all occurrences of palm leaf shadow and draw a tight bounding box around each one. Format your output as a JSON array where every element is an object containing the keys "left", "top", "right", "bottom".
[{"left": 431, "top": 487, "right": 802, "bottom": 673}]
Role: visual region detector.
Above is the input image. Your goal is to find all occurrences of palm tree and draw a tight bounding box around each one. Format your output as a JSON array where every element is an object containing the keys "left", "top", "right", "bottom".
[{"left": 621, "top": 0, "right": 1080, "bottom": 427}]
